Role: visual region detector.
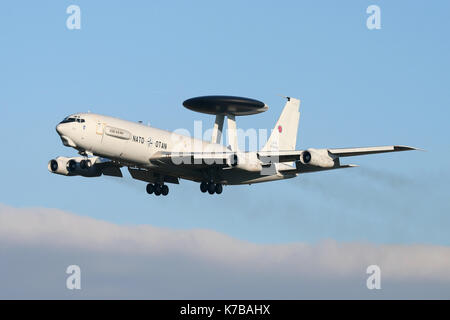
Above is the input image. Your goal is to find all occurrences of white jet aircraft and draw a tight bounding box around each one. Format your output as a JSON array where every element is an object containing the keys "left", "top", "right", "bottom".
[{"left": 49, "top": 96, "right": 417, "bottom": 196}]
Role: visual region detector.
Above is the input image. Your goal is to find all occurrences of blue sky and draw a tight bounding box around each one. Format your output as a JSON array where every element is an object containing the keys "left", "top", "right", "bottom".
[{"left": 0, "top": 0, "right": 449, "bottom": 247}]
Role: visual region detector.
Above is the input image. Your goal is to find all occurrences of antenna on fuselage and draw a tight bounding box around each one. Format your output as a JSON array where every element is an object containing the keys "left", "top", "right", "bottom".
[{"left": 182, "top": 95, "right": 269, "bottom": 151}]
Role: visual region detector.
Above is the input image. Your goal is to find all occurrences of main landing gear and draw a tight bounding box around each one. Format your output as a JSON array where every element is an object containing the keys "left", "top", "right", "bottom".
[
  {"left": 146, "top": 183, "right": 169, "bottom": 196},
  {"left": 200, "top": 182, "right": 223, "bottom": 195}
]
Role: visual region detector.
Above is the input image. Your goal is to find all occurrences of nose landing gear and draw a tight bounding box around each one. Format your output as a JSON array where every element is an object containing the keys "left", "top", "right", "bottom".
[{"left": 146, "top": 183, "right": 169, "bottom": 196}]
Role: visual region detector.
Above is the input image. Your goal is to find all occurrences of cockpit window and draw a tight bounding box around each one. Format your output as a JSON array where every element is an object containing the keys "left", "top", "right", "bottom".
[
  {"left": 60, "top": 117, "right": 85, "bottom": 124},
  {"left": 60, "top": 117, "right": 76, "bottom": 124}
]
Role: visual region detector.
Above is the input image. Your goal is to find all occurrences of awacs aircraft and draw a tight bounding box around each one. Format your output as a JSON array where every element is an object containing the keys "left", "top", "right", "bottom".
[{"left": 49, "top": 96, "right": 417, "bottom": 196}]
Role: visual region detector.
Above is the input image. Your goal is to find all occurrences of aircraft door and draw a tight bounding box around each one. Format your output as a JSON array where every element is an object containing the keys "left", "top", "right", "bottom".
[
  {"left": 85, "top": 120, "right": 104, "bottom": 151},
  {"left": 79, "top": 118, "right": 87, "bottom": 140},
  {"left": 96, "top": 121, "right": 104, "bottom": 136}
]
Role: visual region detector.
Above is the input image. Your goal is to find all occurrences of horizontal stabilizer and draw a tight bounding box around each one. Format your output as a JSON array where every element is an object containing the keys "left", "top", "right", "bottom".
[{"left": 279, "top": 163, "right": 358, "bottom": 174}]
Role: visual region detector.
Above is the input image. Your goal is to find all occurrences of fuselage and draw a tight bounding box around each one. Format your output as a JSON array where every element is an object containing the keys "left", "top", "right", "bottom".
[
  {"left": 56, "top": 113, "right": 228, "bottom": 163},
  {"left": 55, "top": 113, "right": 294, "bottom": 185}
]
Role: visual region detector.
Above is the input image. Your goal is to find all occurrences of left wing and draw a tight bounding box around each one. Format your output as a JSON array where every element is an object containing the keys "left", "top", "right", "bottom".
[
  {"left": 143, "top": 145, "right": 418, "bottom": 175},
  {"left": 260, "top": 145, "right": 418, "bottom": 174},
  {"left": 258, "top": 145, "right": 418, "bottom": 162},
  {"left": 327, "top": 145, "right": 418, "bottom": 157}
]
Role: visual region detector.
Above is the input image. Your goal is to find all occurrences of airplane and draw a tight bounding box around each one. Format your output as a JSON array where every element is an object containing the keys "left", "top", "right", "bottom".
[{"left": 49, "top": 95, "right": 417, "bottom": 196}]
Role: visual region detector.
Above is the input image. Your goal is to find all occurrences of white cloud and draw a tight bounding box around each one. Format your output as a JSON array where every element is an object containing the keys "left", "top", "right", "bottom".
[{"left": 1, "top": 204, "right": 450, "bottom": 299}]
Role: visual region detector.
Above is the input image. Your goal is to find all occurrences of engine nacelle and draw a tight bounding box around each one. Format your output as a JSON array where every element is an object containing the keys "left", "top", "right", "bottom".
[
  {"left": 227, "top": 152, "right": 262, "bottom": 172},
  {"left": 300, "top": 148, "right": 336, "bottom": 168},
  {"left": 48, "top": 157, "right": 102, "bottom": 177}
]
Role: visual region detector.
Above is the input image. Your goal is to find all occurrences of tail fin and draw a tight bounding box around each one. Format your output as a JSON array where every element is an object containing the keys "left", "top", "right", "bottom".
[{"left": 261, "top": 97, "right": 301, "bottom": 151}]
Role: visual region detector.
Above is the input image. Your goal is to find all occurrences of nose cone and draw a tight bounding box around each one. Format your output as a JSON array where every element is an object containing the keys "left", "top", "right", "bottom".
[{"left": 56, "top": 124, "right": 63, "bottom": 135}]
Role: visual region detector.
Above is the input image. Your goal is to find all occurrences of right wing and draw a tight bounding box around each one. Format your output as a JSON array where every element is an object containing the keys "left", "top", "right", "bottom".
[
  {"left": 143, "top": 145, "right": 418, "bottom": 176},
  {"left": 93, "top": 157, "right": 123, "bottom": 177}
]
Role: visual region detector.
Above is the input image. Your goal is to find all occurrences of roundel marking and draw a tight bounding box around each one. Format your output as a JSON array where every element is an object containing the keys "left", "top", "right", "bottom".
[{"left": 278, "top": 125, "right": 282, "bottom": 133}]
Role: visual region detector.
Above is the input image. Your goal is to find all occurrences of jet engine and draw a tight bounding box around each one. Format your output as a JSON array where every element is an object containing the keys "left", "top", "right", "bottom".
[
  {"left": 228, "top": 152, "right": 262, "bottom": 172},
  {"left": 299, "top": 148, "right": 336, "bottom": 168},
  {"left": 48, "top": 157, "right": 102, "bottom": 177}
]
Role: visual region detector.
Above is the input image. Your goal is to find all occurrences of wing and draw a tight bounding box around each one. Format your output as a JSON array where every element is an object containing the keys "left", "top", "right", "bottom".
[
  {"left": 128, "top": 151, "right": 232, "bottom": 184},
  {"left": 264, "top": 145, "right": 419, "bottom": 174},
  {"left": 128, "top": 167, "right": 180, "bottom": 184},
  {"left": 143, "top": 145, "right": 417, "bottom": 176},
  {"left": 257, "top": 150, "right": 303, "bottom": 163},
  {"left": 148, "top": 151, "right": 232, "bottom": 168},
  {"left": 93, "top": 157, "right": 123, "bottom": 177},
  {"left": 327, "top": 145, "right": 419, "bottom": 157},
  {"left": 258, "top": 145, "right": 418, "bottom": 162}
]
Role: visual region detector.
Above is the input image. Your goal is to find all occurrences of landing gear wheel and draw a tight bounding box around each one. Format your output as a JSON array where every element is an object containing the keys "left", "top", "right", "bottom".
[
  {"left": 207, "top": 183, "right": 216, "bottom": 194},
  {"left": 154, "top": 183, "right": 162, "bottom": 196},
  {"left": 200, "top": 182, "right": 208, "bottom": 193},
  {"left": 215, "top": 184, "right": 223, "bottom": 194},
  {"left": 161, "top": 185, "right": 169, "bottom": 196},
  {"left": 146, "top": 183, "right": 154, "bottom": 194}
]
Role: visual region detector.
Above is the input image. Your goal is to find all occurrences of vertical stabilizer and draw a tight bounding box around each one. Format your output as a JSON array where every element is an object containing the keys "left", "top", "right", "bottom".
[{"left": 261, "top": 97, "right": 300, "bottom": 151}]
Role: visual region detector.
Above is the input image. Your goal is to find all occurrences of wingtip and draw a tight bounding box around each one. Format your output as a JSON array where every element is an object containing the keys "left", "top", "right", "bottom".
[
  {"left": 340, "top": 164, "right": 359, "bottom": 168},
  {"left": 394, "top": 145, "right": 424, "bottom": 152}
]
